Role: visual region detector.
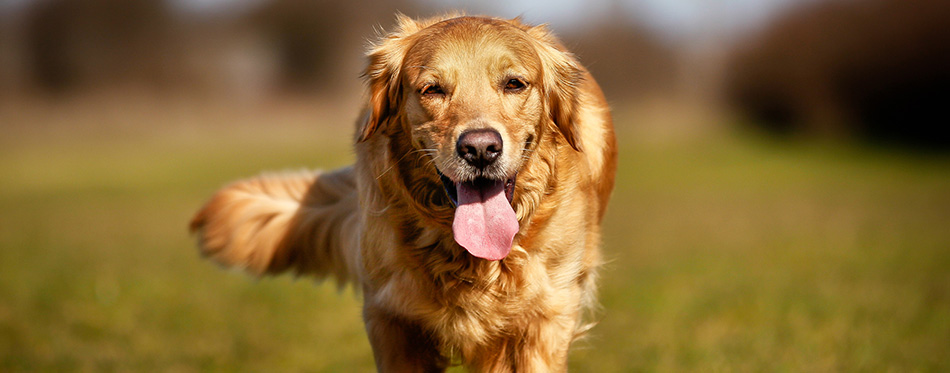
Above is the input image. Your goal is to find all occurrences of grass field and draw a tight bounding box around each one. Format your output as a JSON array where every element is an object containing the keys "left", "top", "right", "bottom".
[{"left": 1, "top": 97, "right": 948, "bottom": 371}]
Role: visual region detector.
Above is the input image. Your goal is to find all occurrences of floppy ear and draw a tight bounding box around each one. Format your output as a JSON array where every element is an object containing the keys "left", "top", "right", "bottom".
[
  {"left": 528, "top": 25, "right": 584, "bottom": 151},
  {"left": 360, "top": 53, "right": 401, "bottom": 142},
  {"left": 358, "top": 14, "right": 422, "bottom": 142}
]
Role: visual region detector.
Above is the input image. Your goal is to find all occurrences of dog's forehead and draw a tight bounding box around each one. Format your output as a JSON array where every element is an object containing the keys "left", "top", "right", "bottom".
[{"left": 405, "top": 18, "right": 540, "bottom": 78}]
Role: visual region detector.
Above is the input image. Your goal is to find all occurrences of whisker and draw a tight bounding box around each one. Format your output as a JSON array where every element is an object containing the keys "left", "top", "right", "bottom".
[
  {"left": 422, "top": 158, "right": 439, "bottom": 169},
  {"left": 375, "top": 149, "right": 416, "bottom": 180},
  {"left": 422, "top": 151, "right": 442, "bottom": 169},
  {"left": 521, "top": 147, "right": 535, "bottom": 159},
  {"left": 376, "top": 148, "right": 440, "bottom": 180}
]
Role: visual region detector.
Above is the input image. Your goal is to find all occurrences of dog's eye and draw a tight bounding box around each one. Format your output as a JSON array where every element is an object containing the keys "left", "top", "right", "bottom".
[
  {"left": 504, "top": 78, "right": 527, "bottom": 92},
  {"left": 421, "top": 84, "right": 445, "bottom": 96}
]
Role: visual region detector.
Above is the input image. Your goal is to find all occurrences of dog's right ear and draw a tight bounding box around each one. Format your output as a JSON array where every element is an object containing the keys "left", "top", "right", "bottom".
[
  {"left": 359, "top": 14, "right": 423, "bottom": 142},
  {"left": 360, "top": 55, "right": 400, "bottom": 142}
]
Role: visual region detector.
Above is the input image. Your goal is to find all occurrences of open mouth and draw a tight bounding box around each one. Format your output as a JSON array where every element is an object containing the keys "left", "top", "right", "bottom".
[
  {"left": 439, "top": 172, "right": 516, "bottom": 207},
  {"left": 438, "top": 171, "right": 519, "bottom": 261}
]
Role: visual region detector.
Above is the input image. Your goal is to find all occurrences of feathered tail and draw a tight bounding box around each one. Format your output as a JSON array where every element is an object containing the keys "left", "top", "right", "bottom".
[{"left": 190, "top": 166, "right": 360, "bottom": 286}]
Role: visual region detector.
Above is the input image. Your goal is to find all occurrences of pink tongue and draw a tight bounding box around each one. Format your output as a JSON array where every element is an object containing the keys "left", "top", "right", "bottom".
[{"left": 452, "top": 180, "right": 519, "bottom": 260}]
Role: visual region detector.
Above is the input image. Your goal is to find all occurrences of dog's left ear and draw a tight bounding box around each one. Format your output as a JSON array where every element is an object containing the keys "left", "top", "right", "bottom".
[
  {"left": 528, "top": 25, "right": 584, "bottom": 151},
  {"left": 359, "top": 14, "right": 423, "bottom": 142}
]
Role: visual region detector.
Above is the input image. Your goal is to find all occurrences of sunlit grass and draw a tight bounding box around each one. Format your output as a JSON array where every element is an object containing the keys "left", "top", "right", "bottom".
[
  {"left": 1, "top": 99, "right": 948, "bottom": 371},
  {"left": 581, "top": 131, "right": 950, "bottom": 371}
]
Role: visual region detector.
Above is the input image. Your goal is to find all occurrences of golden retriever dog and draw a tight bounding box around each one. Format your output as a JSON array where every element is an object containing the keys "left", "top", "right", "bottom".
[{"left": 191, "top": 13, "right": 617, "bottom": 372}]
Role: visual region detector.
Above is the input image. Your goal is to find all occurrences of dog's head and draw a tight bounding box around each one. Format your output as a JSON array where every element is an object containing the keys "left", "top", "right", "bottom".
[{"left": 359, "top": 15, "right": 583, "bottom": 260}]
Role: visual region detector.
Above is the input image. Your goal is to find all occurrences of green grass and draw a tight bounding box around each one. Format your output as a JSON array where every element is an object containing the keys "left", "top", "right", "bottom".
[
  {"left": 581, "top": 132, "right": 950, "bottom": 371},
  {"left": 1, "top": 99, "right": 948, "bottom": 371}
]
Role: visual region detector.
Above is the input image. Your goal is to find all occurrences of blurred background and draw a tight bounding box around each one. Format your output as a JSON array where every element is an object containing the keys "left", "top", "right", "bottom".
[{"left": 1, "top": 0, "right": 948, "bottom": 371}]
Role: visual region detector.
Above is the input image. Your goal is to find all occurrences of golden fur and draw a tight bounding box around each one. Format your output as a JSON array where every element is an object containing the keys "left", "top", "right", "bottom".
[{"left": 191, "top": 14, "right": 617, "bottom": 372}]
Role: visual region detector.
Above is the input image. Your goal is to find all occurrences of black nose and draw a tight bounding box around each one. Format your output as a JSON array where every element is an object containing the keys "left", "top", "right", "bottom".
[{"left": 457, "top": 129, "right": 503, "bottom": 169}]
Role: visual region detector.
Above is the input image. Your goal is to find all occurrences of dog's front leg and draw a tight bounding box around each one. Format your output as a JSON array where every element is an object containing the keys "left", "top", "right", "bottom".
[
  {"left": 462, "top": 318, "right": 574, "bottom": 372},
  {"left": 510, "top": 315, "right": 576, "bottom": 372},
  {"left": 363, "top": 306, "right": 447, "bottom": 372}
]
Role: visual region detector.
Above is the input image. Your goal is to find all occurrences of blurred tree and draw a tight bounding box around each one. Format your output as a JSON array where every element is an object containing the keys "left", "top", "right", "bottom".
[
  {"left": 24, "top": 0, "right": 173, "bottom": 93},
  {"left": 249, "top": 0, "right": 419, "bottom": 93},
  {"left": 564, "top": 13, "right": 677, "bottom": 102},
  {"left": 725, "top": 0, "right": 950, "bottom": 149}
]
